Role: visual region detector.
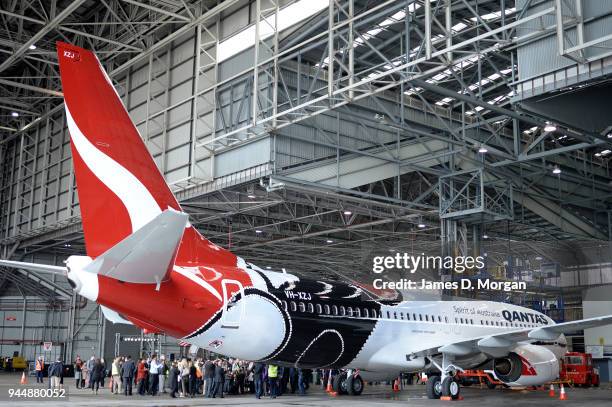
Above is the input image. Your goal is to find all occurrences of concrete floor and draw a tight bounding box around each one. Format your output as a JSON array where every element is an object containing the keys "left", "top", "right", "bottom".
[{"left": 0, "top": 373, "right": 610, "bottom": 407}]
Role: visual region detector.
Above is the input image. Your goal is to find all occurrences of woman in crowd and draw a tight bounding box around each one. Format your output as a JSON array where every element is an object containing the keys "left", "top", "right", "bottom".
[
  {"left": 90, "top": 358, "right": 105, "bottom": 394},
  {"left": 136, "top": 358, "right": 148, "bottom": 396},
  {"left": 74, "top": 356, "right": 83, "bottom": 389}
]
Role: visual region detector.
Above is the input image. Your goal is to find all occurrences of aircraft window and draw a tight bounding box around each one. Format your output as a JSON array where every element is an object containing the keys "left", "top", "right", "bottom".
[
  {"left": 307, "top": 303, "right": 314, "bottom": 313},
  {"left": 419, "top": 314, "right": 423, "bottom": 321},
  {"left": 354, "top": 308, "right": 361, "bottom": 317},
  {"left": 340, "top": 306, "right": 346, "bottom": 316},
  {"left": 425, "top": 315, "right": 429, "bottom": 322},
  {"left": 282, "top": 300, "right": 288, "bottom": 310},
  {"left": 393, "top": 312, "right": 397, "bottom": 319},
  {"left": 400, "top": 312, "right": 404, "bottom": 320},
  {"left": 332, "top": 305, "right": 338, "bottom": 316},
  {"left": 290, "top": 302, "right": 297, "bottom": 312},
  {"left": 480, "top": 320, "right": 483, "bottom": 325},
  {"left": 460, "top": 318, "right": 464, "bottom": 324},
  {"left": 347, "top": 307, "right": 353, "bottom": 317},
  {"left": 432, "top": 315, "right": 435, "bottom": 322},
  {"left": 438, "top": 315, "right": 442, "bottom": 322},
  {"left": 413, "top": 313, "right": 416, "bottom": 320},
  {"left": 298, "top": 302, "right": 306, "bottom": 312},
  {"left": 406, "top": 313, "right": 410, "bottom": 320},
  {"left": 315, "top": 304, "right": 322, "bottom": 314},
  {"left": 471, "top": 319, "right": 474, "bottom": 325},
  {"left": 386, "top": 311, "right": 391, "bottom": 319},
  {"left": 445, "top": 316, "right": 448, "bottom": 323},
  {"left": 324, "top": 304, "right": 330, "bottom": 315},
  {"left": 363, "top": 308, "right": 369, "bottom": 318},
  {"left": 372, "top": 309, "right": 378, "bottom": 318}
]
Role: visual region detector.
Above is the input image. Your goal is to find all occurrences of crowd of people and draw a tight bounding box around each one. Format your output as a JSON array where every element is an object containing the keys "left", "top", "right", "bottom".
[{"left": 34, "top": 353, "right": 314, "bottom": 399}]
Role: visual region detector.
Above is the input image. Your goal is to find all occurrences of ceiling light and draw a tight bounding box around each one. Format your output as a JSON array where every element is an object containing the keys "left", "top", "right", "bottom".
[
  {"left": 247, "top": 194, "right": 256, "bottom": 199},
  {"left": 343, "top": 210, "right": 352, "bottom": 215},
  {"left": 544, "top": 122, "right": 556, "bottom": 132},
  {"left": 255, "top": 229, "right": 262, "bottom": 234},
  {"left": 552, "top": 166, "right": 561, "bottom": 175},
  {"left": 11, "top": 112, "right": 18, "bottom": 117},
  {"left": 266, "top": 266, "right": 271, "bottom": 270},
  {"left": 326, "top": 239, "right": 333, "bottom": 243},
  {"left": 29, "top": 44, "right": 37, "bottom": 50},
  {"left": 417, "top": 223, "right": 426, "bottom": 228},
  {"left": 601, "top": 149, "right": 611, "bottom": 156},
  {"left": 482, "top": 234, "right": 489, "bottom": 239},
  {"left": 535, "top": 256, "right": 542, "bottom": 260},
  {"left": 478, "top": 145, "right": 488, "bottom": 153}
]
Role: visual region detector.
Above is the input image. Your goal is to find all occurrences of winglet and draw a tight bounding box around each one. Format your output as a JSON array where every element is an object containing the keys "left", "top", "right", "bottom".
[{"left": 84, "top": 209, "right": 188, "bottom": 284}]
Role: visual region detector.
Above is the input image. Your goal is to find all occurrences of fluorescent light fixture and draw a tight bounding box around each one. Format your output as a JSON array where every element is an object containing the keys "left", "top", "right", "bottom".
[
  {"left": 29, "top": 44, "right": 37, "bottom": 50},
  {"left": 11, "top": 112, "right": 18, "bottom": 117},
  {"left": 326, "top": 239, "right": 333, "bottom": 243},
  {"left": 266, "top": 266, "right": 272, "bottom": 270},
  {"left": 482, "top": 234, "right": 489, "bottom": 239},
  {"left": 535, "top": 256, "right": 542, "bottom": 260},
  {"left": 218, "top": 0, "right": 328, "bottom": 62},
  {"left": 247, "top": 194, "right": 256, "bottom": 199},
  {"left": 552, "top": 166, "right": 561, "bottom": 175},
  {"left": 478, "top": 145, "right": 488, "bottom": 153},
  {"left": 255, "top": 229, "right": 263, "bottom": 234},
  {"left": 544, "top": 122, "right": 557, "bottom": 132},
  {"left": 417, "top": 223, "right": 426, "bottom": 228},
  {"left": 343, "top": 210, "right": 352, "bottom": 215}
]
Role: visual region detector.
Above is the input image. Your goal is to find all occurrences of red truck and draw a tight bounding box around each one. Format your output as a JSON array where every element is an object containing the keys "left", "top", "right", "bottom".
[{"left": 560, "top": 352, "right": 600, "bottom": 387}]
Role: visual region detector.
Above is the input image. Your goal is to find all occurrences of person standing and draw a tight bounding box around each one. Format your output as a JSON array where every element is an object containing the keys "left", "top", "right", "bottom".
[
  {"left": 211, "top": 360, "right": 225, "bottom": 398},
  {"left": 268, "top": 364, "right": 279, "bottom": 399},
  {"left": 111, "top": 357, "right": 122, "bottom": 394},
  {"left": 35, "top": 356, "right": 45, "bottom": 384},
  {"left": 253, "top": 362, "right": 264, "bottom": 399},
  {"left": 86, "top": 356, "right": 96, "bottom": 389},
  {"left": 298, "top": 368, "right": 306, "bottom": 395},
  {"left": 74, "top": 356, "right": 83, "bottom": 389},
  {"left": 189, "top": 360, "right": 197, "bottom": 397},
  {"left": 90, "top": 358, "right": 105, "bottom": 394},
  {"left": 148, "top": 354, "right": 161, "bottom": 396},
  {"left": 168, "top": 361, "right": 179, "bottom": 398},
  {"left": 203, "top": 359, "right": 214, "bottom": 397},
  {"left": 48, "top": 358, "right": 62, "bottom": 389},
  {"left": 121, "top": 355, "right": 136, "bottom": 396},
  {"left": 159, "top": 355, "right": 167, "bottom": 394},
  {"left": 136, "top": 358, "right": 148, "bottom": 395}
]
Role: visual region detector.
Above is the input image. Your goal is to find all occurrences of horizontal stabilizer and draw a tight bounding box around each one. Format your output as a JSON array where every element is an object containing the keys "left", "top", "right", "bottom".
[
  {"left": 84, "top": 209, "right": 188, "bottom": 284},
  {"left": 0, "top": 259, "right": 67, "bottom": 275}
]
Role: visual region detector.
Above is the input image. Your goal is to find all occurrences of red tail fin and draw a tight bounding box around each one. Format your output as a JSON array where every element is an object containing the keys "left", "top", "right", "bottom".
[{"left": 56, "top": 42, "right": 236, "bottom": 266}]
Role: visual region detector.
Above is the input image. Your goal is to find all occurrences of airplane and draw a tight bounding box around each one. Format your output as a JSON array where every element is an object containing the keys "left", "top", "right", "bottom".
[{"left": 1, "top": 42, "right": 611, "bottom": 400}]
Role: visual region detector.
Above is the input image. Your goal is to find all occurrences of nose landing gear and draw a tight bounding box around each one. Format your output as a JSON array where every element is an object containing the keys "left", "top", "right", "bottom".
[{"left": 426, "top": 353, "right": 463, "bottom": 400}]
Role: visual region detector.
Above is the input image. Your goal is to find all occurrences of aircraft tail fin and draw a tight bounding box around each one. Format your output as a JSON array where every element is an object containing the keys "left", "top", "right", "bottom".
[{"left": 56, "top": 42, "right": 237, "bottom": 267}]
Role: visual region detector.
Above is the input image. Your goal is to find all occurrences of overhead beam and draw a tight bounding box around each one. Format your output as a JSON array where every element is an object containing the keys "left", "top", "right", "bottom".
[{"left": 0, "top": 0, "right": 87, "bottom": 73}]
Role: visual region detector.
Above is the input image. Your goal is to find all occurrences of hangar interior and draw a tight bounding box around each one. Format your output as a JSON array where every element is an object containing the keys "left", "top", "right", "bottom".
[{"left": 0, "top": 0, "right": 611, "bottom": 377}]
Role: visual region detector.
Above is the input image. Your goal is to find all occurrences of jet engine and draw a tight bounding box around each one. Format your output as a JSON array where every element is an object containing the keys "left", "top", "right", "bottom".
[{"left": 491, "top": 344, "right": 559, "bottom": 386}]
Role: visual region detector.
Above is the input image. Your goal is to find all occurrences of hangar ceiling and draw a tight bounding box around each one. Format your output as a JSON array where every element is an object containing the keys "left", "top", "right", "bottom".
[{"left": 0, "top": 0, "right": 610, "bottom": 299}]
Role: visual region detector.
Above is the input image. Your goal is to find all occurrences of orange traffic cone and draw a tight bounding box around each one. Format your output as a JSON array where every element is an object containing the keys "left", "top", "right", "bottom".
[
  {"left": 326, "top": 379, "right": 333, "bottom": 393},
  {"left": 393, "top": 378, "right": 400, "bottom": 392},
  {"left": 559, "top": 384, "right": 567, "bottom": 400},
  {"left": 20, "top": 371, "right": 27, "bottom": 385},
  {"left": 548, "top": 383, "right": 555, "bottom": 397}
]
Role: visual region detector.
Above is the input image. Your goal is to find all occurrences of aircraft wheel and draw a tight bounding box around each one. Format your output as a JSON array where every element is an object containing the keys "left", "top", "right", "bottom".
[
  {"left": 333, "top": 372, "right": 349, "bottom": 395},
  {"left": 426, "top": 376, "right": 442, "bottom": 399},
  {"left": 348, "top": 374, "right": 364, "bottom": 395},
  {"left": 441, "top": 376, "right": 460, "bottom": 399}
]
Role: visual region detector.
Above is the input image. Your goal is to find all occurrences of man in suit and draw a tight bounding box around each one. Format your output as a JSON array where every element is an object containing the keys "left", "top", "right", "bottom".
[
  {"left": 203, "top": 359, "right": 215, "bottom": 397},
  {"left": 211, "top": 360, "right": 225, "bottom": 398},
  {"left": 120, "top": 355, "right": 136, "bottom": 396}
]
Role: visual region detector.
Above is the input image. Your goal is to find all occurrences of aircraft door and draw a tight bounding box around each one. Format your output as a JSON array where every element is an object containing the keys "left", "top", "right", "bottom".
[{"left": 220, "top": 279, "right": 245, "bottom": 329}]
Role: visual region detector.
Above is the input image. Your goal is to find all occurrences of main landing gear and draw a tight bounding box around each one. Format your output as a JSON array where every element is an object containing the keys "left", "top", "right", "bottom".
[
  {"left": 332, "top": 370, "right": 364, "bottom": 396},
  {"left": 426, "top": 354, "right": 462, "bottom": 400}
]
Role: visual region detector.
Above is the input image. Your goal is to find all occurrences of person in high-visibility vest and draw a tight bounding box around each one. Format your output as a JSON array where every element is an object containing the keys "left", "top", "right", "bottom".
[
  {"left": 35, "top": 356, "right": 44, "bottom": 383},
  {"left": 268, "top": 364, "right": 279, "bottom": 399}
]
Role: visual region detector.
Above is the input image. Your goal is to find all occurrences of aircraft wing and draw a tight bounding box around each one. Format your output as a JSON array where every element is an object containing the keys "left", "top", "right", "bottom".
[{"left": 416, "top": 315, "right": 612, "bottom": 358}]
